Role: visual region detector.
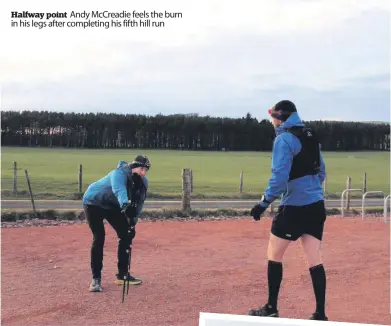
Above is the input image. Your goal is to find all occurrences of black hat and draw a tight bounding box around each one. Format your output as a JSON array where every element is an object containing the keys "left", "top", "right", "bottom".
[
  {"left": 131, "top": 155, "right": 151, "bottom": 170},
  {"left": 268, "top": 100, "right": 297, "bottom": 121}
]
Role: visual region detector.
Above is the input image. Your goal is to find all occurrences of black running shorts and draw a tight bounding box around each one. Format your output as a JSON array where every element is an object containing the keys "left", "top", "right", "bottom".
[{"left": 271, "top": 200, "right": 327, "bottom": 241}]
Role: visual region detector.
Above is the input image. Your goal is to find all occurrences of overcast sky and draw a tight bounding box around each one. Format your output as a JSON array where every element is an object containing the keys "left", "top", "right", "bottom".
[{"left": 0, "top": 0, "right": 389, "bottom": 122}]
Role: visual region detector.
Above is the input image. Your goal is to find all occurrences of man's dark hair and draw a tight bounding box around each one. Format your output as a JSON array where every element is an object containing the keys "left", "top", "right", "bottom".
[
  {"left": 130, "top": 155, "right": 151, "bottom": 170},
  {"left": 268, "top": 100, "right": 297, "bottom": 121}
]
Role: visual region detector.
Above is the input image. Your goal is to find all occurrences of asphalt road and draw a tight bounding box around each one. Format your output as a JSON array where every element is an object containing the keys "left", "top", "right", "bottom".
[{"left": 0, "top": 199, "right": 385, "bottom": 210}]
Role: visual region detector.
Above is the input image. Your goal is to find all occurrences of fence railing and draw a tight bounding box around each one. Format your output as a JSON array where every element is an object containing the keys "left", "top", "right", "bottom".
[
  {"left": 3, "top": 162, "right": 389, "bottom": 221},
  {"left": 3, "top": 162, "right": 375, "bottom": 198}
]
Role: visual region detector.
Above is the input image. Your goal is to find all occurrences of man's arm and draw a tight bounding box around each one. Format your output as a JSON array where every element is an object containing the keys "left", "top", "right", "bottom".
[
  {"left": 261, "top": 136, "right": 294, "bottom": 207},
  {"left": 318, "top": 147, "right": 326, "bottom": 184},
  {"left": 110, "top": 168, "right": 129, "bottom": 207}
]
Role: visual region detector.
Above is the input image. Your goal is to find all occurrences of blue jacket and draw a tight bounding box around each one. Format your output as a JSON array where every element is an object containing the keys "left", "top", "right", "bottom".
[
  {"left": 261, "top": 112, "right": 326, "bottom": 207},
  {"left": 82, "top": 160, "right": 148, "bottom": 221}
]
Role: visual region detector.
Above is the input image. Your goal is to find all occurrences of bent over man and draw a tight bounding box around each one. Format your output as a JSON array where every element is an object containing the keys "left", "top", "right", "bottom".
[
  {"left": 82, "top": 155, "right": 150, "bottom": 292},
  {"left": 249, "top": 100, "right": 328, "bottom": 321}
]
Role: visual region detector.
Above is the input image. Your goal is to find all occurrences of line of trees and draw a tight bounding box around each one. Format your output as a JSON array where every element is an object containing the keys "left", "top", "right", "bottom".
[{"left": 1, "top": 110, "right": 389, "bottom": 151}]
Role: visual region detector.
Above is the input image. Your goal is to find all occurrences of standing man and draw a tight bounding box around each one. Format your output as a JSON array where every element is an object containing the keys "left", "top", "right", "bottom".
[
  {"left": 249, "top": 100, "right": 328, "bottom": 321},
  {"left": 82, "top": 155, "right": 151, "bottom": 292}
]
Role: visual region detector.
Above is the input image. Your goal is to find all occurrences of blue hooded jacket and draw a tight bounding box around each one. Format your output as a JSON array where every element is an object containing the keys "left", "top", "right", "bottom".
[
  {"left": 260, "top": 112, "right": 326, "bottom": 207},
  {"left": 82, "top": 160, "right": 148, "bottom": 222}
]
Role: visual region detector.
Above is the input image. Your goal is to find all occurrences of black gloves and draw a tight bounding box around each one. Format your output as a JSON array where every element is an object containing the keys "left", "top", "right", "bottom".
[
  {"left": 251, "top": 204, "right": 267, "bottom": 221},
  {"left": 121, "top": 202, "right": 137, "bottom": 228},
  {"left": 250, "top": 195, "right": 271, "bottom": 221}
]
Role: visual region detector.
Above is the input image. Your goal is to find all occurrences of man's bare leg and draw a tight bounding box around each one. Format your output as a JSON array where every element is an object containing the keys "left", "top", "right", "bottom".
[
  {"left": 300, "top": 234, "right": 328, "bottom": 321},
  {"left": 249, "top": 233, "right": 291, "bottom": 317}
]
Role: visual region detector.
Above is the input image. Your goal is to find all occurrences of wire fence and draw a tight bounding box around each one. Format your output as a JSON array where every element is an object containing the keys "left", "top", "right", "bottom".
[
  {"left": 1, "top": 162, "right": 83, "bottom": 199},
  {"left": 1, "top": 161, "right": 388, "bottom": 201}
]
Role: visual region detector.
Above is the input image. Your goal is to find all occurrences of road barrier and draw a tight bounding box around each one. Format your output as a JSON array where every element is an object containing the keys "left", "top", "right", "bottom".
[
  {"left": 340, "top": 188, "right": 362, "bottom": 218},
  {"left": 362, "top": 191, "right": 385, "bottom": 220},
  {"left": 384, "top": 194, "right": 391, "bottom": 223},
  {"left": 341, "top": 188, "right": 390, "bottom": 223}
]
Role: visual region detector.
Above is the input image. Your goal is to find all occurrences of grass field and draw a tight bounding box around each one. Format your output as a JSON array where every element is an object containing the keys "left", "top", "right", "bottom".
[{"left": 1, "top": 147, "right": 389, "bottom": 199}]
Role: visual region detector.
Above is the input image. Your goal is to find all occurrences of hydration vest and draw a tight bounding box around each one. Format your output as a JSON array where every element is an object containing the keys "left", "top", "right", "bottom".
[{"left": 287, "top": 126, "right": 321, "bottom": 181}]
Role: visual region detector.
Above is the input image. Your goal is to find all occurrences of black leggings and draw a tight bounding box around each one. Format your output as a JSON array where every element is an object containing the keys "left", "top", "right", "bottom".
[{"left": 84, "top": 204, "right": 136, "bottom": 279}]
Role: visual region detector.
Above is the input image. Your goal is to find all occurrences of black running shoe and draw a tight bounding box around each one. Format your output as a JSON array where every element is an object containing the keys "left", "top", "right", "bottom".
[
  {"left": 248, "top": 304, "right": 279, "bottom": 317},
  {"left": 309, "top": 312, "right": 328, "bottom": 321},
  {"left": 115, "top": 273, "right": 142, "bottom": 285}
]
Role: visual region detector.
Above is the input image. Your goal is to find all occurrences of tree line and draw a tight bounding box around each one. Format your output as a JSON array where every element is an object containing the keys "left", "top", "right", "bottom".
[{"left": 1, "top": 110, "right": 389, "bottom": 151}]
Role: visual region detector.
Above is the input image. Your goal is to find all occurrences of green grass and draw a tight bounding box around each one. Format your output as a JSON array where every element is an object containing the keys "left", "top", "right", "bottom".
[{"left": 1, "top": 147, "right": 389, "bottom": 199}]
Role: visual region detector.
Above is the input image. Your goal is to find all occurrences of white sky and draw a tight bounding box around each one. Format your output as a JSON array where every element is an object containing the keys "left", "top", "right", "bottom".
[{"left": 0, "top": 0, "right": 390, "bottom": 121}]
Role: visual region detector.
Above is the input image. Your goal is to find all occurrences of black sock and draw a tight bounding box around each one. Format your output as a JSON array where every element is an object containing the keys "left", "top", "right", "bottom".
[
  {"left": 267, "top": 260, "right": 283, "bottom": 311},
  {"left": 309, "top": 264, "right": 326, "bottom": 316}
]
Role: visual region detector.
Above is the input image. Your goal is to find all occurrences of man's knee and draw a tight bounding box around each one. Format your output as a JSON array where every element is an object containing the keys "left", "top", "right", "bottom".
[
  {"left": 267, "top": 246, "right": 285, "bottom": 262},
  {"left": 305, "top": 249, "right": 323, "bottom": 268},
  {"left": 118, "top": 228, "right": 136, "bottom": 246},
  {"left": 300, "top": 234, "right": 323, "bottom": 267},
  {"left": 92, "top": 233, "right": 105, "bottom": 247},
  {"left": 267, "top": 233, "right": 291, "bottom": 262}
]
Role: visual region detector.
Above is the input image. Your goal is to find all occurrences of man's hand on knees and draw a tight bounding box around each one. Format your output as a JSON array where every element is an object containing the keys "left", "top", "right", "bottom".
[{"left": 121, "top": 203, "right": 137, "bottom": 227}]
